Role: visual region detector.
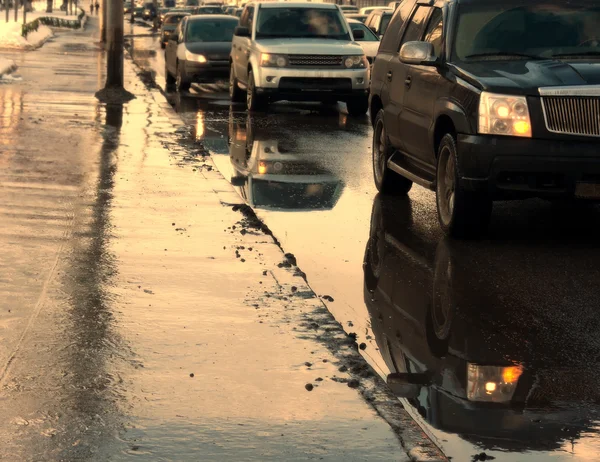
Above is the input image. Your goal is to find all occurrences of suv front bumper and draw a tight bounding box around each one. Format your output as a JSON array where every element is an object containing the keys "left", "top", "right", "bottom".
[
  {"left": 458, "top": 134, "right": 600, "bottom": 199},
  {"left": 254, "top": 67, "right": 369, "bottom": 102}
]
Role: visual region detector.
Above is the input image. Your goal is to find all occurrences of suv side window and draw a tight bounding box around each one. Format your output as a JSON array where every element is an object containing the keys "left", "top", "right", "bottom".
[
  {"left": 398, "top": 5, "right": 431, "bottom": 50},
  {"left": 423, "top": 7, "right": 443, "bottom": 57},
  {"left": 379, "top": 0, "right": 415, "bottom": 53}
]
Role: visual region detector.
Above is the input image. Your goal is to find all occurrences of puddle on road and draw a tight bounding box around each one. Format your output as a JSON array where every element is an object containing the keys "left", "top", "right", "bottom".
[{"left": 126, "top": 29, "right": 600, "bottom": 460}]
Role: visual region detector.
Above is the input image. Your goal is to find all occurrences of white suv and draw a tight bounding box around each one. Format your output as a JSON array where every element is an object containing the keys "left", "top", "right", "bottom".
[{"left": 229, "top": 2, "right": 370, "bottom": 115}]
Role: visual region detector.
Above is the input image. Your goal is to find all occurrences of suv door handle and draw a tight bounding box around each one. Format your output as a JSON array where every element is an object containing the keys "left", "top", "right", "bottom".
[
  {"left": 405, "top": 76, "right": 412, "bottom": 87},
  {"left": 386, "top": 71, "right": 393, "bottom": 81}
]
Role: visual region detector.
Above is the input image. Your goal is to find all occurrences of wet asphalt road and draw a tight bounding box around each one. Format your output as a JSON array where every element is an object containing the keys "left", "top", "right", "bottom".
[{"left": 127, "top": 23, "right": 600, "bottom": 461}]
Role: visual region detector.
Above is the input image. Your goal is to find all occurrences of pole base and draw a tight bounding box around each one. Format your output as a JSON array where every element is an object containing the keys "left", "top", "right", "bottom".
[{"left": 95, "top": 86, "right": 135, "bottom": 104}]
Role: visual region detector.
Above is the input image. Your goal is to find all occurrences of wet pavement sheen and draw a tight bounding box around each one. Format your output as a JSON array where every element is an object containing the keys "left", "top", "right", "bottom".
[{"left": 127, "top": 23, "right": 600, "bottom": 462}]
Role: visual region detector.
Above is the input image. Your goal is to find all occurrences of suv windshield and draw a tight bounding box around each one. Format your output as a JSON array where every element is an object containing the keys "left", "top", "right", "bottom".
[
  {"left": 380, "top": 13, "right": 391, "bottom": 35},
  {"left": 454, "top": 3, "right": 600, "bottom": 61},
  {"left": 256, "top": 7, "right": 350, "bottom": 40},
  {"left": 186, "top": 18, "right": 238, "bottom": 42}
]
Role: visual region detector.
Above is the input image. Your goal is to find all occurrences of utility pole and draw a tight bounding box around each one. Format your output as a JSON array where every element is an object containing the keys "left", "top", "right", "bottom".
[
  {"left": 95, "top": 0, "right": 134, "bottom": 102},
  {"left": 105, "top": 0, "right": 123, "bottom": 87},
  {"left": 14, "top": 0, "right": 18, "bottom": 22},
  {"left": 23, "top": 0, "right": 26, "bottom": 24},
  {"left": 100, "top": 0, "right": 106, "bottom": 42},
  {"left": 6, "top": 0, "right": 10, "bottom": 23}
]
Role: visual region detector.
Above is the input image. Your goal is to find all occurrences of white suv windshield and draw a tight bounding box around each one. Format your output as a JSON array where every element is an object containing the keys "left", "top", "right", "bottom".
[
  {"left": 255, "top": 7, "right": 350, "bottom": 40},
  {"left": 454, "top": 3, "right": 600, "bottom": 61}
]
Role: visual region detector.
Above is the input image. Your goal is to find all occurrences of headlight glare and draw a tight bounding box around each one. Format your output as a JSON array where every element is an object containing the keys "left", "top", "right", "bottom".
[
  {"left": 260, "top": 53, "right": 287, "bottom": 67},
  {"left": 479, "top": 92, "right": 532, "bottom": 138},
  {"left": 467, "top": 364, "right": 523, "bottom": 403},
  {"left": 185, "top": 50, "right": 207, "bottom": 63}
]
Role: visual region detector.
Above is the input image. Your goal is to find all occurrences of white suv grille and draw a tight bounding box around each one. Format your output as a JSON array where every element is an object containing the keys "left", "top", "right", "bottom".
[{"left": 288, "top": 55, "right": 343, "bottom": 67}]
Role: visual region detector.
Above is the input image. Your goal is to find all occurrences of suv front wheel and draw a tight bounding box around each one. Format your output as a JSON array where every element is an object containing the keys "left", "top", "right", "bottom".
[
  {"left": 247, "top": 70, "right": 267, "bottom": 112},
  {"left": 372, "top": 110, "right": 412, "bottom": 195},
  {"left": 436, "top": 134, "right": 492, "bottom": 238}
]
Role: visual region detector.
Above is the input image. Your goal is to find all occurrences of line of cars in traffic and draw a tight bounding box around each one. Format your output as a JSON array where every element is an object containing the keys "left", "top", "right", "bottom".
[
  {"left": 161, "top": 2, "right": 393, "bottom": 114},
  {"left": 158, "top": 0, "right": 600, "bottom": 237}
]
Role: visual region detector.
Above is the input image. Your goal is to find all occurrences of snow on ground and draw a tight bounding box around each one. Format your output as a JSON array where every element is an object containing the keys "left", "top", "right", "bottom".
[
  {"left": 0, "top": 57, "right": 16, "bottom": 76},
  {"left": 0, "top": 21, "right": 53, "bottom": 50}
]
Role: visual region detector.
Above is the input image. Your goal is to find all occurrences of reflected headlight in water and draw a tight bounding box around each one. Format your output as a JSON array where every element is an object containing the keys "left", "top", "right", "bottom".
[{"left": 467, "top": 363, "right": 523, "bottom": 403}]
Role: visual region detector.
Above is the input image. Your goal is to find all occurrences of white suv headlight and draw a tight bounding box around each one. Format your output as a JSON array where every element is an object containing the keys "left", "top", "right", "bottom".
[
  {"left": 260, "top": 53, "right": 288, "bottom": 68},
  {"left": 344, "top": 55, "right": 368, "bottom": 69},
  {"left": 478, "top": 92, "right": 532, "bottom": 138}
]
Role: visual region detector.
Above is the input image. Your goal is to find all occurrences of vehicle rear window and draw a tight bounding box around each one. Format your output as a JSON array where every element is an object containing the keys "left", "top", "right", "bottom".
[
  {"left": 186, "top": 18, "right": 238, "bottom": 42},
  {"left": 165, "top": 14, "right": 186, "bottom": 24},
  {"left": 454, "top": 4, "right": 600, "bottom": 61},
  {"left": 196, "top": 7, "right": 222, "bottom": 14},
  {"left": 256, "top": 7, "right": 350, "bottom": 40}
]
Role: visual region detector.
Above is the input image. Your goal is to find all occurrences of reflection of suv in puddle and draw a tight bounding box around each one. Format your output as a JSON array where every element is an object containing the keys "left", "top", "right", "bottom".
[
  {"left": 363, "top": 194, "right": 600, "bottom": 453},
  {"left": 228, "top": 115, "right": 344, "bottom": 210},
  {"left": 229, "top": 2, "right": 370, "bottom": 115},
  {"left": 370, "top": 0, "right": 600, "bottom": 237}
]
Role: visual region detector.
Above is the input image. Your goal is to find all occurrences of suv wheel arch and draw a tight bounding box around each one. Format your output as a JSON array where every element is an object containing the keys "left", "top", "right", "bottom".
[
  {"left": 370, "top": 95, "right": 383, "bottom": 127},
  {"left": 433, "top": 115, "right": 456, "bottom": 158}
]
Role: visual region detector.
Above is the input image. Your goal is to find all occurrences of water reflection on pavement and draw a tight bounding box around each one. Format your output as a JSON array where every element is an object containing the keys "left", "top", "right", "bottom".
[{"left": 127, "top": 27, "right": 600, "bottom": 459}]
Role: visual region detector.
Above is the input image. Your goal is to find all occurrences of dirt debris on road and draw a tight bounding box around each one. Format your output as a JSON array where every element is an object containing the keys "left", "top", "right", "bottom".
[{"left": 0, "top": 16, "right": 447, "bottom": 462}]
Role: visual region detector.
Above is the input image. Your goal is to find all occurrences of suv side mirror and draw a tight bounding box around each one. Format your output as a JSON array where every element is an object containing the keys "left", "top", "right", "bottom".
[
  {"left": 399, "top": 41, "right": 438, "bottom": 66},
  {"left": 353, "top": 29, "right": 365, "bottom": 40},
  {"left": 234, "top": 26, "right": 251, "bottom": 38}
]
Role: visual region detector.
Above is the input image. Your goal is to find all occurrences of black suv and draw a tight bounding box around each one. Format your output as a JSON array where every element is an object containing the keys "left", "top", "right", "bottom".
[{"left": 370, "top": 0, "right": 600, "bottom": 237}]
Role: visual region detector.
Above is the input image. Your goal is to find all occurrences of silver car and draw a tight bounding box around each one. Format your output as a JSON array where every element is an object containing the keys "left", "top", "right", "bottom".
[{"left": 229, "top": 2, "right": 370, "bottom": 115}]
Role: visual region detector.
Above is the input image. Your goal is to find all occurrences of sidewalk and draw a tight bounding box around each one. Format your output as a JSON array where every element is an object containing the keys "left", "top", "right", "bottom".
[{"left": 0, "top": 18, "right": 443, "bottom": 461}]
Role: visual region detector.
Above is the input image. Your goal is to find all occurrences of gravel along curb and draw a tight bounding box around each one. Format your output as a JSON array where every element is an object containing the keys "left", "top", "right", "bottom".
[{"left": 126, "top": 56, "right": 448, "bottom": 462}]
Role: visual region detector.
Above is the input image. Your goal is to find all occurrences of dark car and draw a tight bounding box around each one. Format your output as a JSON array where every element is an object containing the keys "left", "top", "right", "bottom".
[
  {"left": 133, "top": 6, "right": 144, "bottom": 17},
  {"left": 124, "top": 2, "right": 133, "bottom": 14},
  {"left": 142, "top": 2, "right": 157, "bottom": 20},
  {"left": 364, "top": 9, "right": 392, "bottom": 38},
  {"left": 369, "top": 0, "right": 600, "bottom": 238},
  {"left": 165, "top": 15, "right": 239, "bottom": 91},
  {"left": 160, "top": 12, "right": 189, "bottom": 48},
  {"left": 194, "top": 5, "right": 223, "bottom": 14}
]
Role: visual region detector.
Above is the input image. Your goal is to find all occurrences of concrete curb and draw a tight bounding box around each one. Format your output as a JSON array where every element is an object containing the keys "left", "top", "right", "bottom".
[{"left": 124, "top": 54, "right": 448, "bottom": 462}]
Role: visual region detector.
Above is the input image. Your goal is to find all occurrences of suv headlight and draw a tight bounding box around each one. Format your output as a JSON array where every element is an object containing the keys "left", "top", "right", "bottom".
[
  {"left": 467, "top": 364, "right": 523, "bottom": 403},
  {"left": 478, "top": 92, "right": 532, "bottom": 137},
  {"left": 185, "top": 50, "right": 207, "bottom": 63},
  {"left": 344, "top": 55, "right": 368, "bottom": 69},
  {"left": 260, "top": 53, "right": 288, "bottom": 68}
]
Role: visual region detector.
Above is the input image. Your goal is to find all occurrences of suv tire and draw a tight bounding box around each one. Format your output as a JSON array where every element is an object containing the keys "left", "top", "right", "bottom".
[
  {"left": 372, "top": 110, "right": 413, "bottom": 195},
  {"left": 176, "top": 61, "right": 191, "bottom": 92},
  {"left": 247, "top": 70, "right": 267, "bottom": 112},
  {"left": 230, "top": 66, "right": 245, "bottom": 102},
  {"left": 346, "top": 96, "right": 369, "bottom": 116},
  {"left": 436, "top": 134, "right": 492, "bottom": 238}
]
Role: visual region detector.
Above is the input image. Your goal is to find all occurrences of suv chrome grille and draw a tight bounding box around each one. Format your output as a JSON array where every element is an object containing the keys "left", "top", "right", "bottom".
[
  {"left": 541, "top": 96, "right": 600, "bottom": 137},
  {"left": 288, "top": 55, "right": 342, "bottom": 67}
]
